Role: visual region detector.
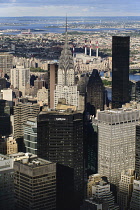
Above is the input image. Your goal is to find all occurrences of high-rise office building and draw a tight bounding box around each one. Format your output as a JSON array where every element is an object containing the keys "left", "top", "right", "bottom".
[
  {"left": 86, "top": 69, "right": 105, "bottom": 116},
  {"left": 54, "top": 28, "right": 79, "bottom": 109},
  {"left": 84, "top": 118, "right": 98, "bottom": 176},
  {"left": 136, "top": 124, "right": 140, "bottom": 178},
  {"left": 11, "top": 65, "right": 30, "bottom": 96},
  {"left": 112, "top": 36, "right": 130, "bottom": 108},
  {"left": 48, "top": 63, "right": 58, "bottom": 109},
  {"left": 37, "top": 110, "right": 84, "bottom": 209},
  {"left": 14, "top": 102, "right": 40, "bottom": 140},
  {"left": 0, "top": 154, "right": 14, "bottom": 210},
  {"left": 129, "top": 179, "right": 140, "bottom": 210},
  {"left": 14, "top": 102, "right": 39, "bottom": 152},
  {"left": 97, "top": 109, "right": 139, "bottom": 188},
  {"left": 14, "top": 154, "right": 56, "bottom": 210},
  {"left": 24, "top": 117, "right": 37, "bottom": 155},
  {"left": 0, "top": 52, "right": 13, "bottom": 77},
  {"left": 117, "top": 169, "right": 135, "bottom": 210},
  {"left": 0, "top": 99, "right": 11, "bottom": 136}
]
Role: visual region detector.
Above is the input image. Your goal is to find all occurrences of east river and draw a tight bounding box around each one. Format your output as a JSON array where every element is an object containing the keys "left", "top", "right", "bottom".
[{"left": 100, "top": 71, "right": 140, "bottom": 101}]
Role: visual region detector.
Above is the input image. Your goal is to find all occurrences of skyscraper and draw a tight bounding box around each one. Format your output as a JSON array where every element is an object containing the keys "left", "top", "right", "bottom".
[
  {"left": 54, "top": 24, "right": 79, "bottom": 109},
  {"left": 0, "top": 52, "right": 13, "bottom": 77},
  {"left": 112, "top": 36, "right": 130, "bottom": 108},
  {"left": 97, "top": 109, "right": 139, "bottom": 188},
  {"left": 0, "top": 99, "right": 11, "bottom": 136},
  {"left": 14, "top": 154, "right": 56, "bottom": 210},
  {"left": 24, "top": 117, "right": 37, "bottom": 155},
  {"left": 86, "top": 69, "right": 105, "bottom": 116},
  {"left": 11, "top": 65, "right": 30, "bottom": 96},
  {"left": 135, "top": 124, "right": 140, "bottom": 178},
  {"left": 0, "top": 154, "right": 14, "bottom": 210},
  {"left": 14, "top": 101, "right": 40, "bottom": 151},
  {"left": 14, "top": 102, "right": 40, "bottom": 140},
  {"left": 48, "top": 63, "right": 58, "bottom": 109},
  {"left": 37, "top": 110, "right": 84, "bottom": 209}
]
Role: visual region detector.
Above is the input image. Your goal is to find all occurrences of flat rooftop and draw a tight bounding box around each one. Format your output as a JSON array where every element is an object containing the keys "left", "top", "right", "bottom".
[
  {"left": 0, "top": 154, "right": 9, "bottom": 160},
  {"left": 14, "top": 153, "right": 53, "bottom": 168}
]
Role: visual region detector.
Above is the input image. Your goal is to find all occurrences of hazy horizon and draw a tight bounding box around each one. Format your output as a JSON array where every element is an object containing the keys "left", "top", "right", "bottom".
[{"left": 0, "top": 1, "right": 140, "bottom": 17}]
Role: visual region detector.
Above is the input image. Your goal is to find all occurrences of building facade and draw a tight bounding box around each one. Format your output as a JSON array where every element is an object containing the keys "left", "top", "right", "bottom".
[
  {"left": 48, "top": 63, "right": 58, "bottom": 109},
  {"left": 37, "top": 110, "right": 84, "bottom": 209},
  {"left": 129, "top": 179, "right": 140, "bottom": 210},
  {"left": 86, "top": 174, "right": 118, "bottom": 210},
  {"left": 0, "top": 52, "right": 13, "bottom": 76},
  {"left": 117, "top": 169, "right": 134, "bottom": 210},
  {"left": 86, "top": 69, "right": 105, "bottom": 116},
  {"left": 14, "top": 102, "right": 40, "bottom": 140},
  {"left": 24, "top": 117, "right": 37, "bottom": 155},
  {"left": 0, "top": 154, "right": 14, "bottom": 210},
  {"left": 0, "top": 99, "right": 11, "bottom": 136},
  {"left": 0, "top": 136, "right": 17, "bottom": 155},
  {"left": 11, "top": 65, "right": 30, "bottom": 96},
  {"left": 136, "top": 124, "right": 140, "bottom": 178},
  {"left": 14, "top": 154, "right": 56, "bottom": 210},
  {"left": 37, "top": 86, "right": 48, "bottom": 105},
  {"left": 97, "top": 109, "right": 139, "bottom": 188},
  {"left": 112, "top": 36, "right": 130, "bottom": 108},
  {"left": 54, "top": 31, "right": 79, "bottom": 109}
]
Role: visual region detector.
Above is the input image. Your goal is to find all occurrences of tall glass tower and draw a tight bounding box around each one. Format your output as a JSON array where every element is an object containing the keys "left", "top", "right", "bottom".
[{"left": 112, "top": 36, "right": 130, "bottom": 108}]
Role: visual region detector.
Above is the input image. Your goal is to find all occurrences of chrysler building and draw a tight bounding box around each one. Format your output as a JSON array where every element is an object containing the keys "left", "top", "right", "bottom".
[{"left": 54, "top": 20, "right": 79, "bottom": 109}]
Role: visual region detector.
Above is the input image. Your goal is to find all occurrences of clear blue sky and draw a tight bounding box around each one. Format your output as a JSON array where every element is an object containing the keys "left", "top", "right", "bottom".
[{"left": 0, "top": 0, "right": 139, "bottom": 17}]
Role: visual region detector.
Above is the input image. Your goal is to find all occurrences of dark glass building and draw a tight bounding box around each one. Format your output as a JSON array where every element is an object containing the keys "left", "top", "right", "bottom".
[
  {"left": 130, "top": 81, "right": 140, "bottom": 102},
  {"left": 136, "top": 124, "right": 140, "bottom": 178},
  {"left": 14, "top": 155, "right": 56, "bottom": 210},
  {"left": 0, "top": 99, "right": 11, "bottom": 136},
  {"left": 112, "top": 36, "right": 130, "bottom": 108},
  {"left": 84, "top": 119, "right": 98, "bottom": 177},
  {"left": 37, "top": 110, "right": 84, "bottom": 210},
  {"left": 86, "top": 69, "right": 105, "bottom": 117}
]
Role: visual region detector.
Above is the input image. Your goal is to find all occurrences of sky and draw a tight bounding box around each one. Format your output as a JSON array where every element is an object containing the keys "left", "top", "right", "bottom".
[{"left": 0, "top": 0, "right": 140, "bottom": 17}]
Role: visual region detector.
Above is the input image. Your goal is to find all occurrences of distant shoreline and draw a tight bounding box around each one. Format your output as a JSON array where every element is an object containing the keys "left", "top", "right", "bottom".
[{"left": 134, "top": 73, "right": 140, "bottom": 75}]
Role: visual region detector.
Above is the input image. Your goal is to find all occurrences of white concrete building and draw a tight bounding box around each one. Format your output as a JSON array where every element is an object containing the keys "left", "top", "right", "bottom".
[
  {"left": 96, "top": 109, "right": 140, "bottom": 187},
  {"left": 54, "top": 31, "right": 79, "bottom": 109},
  {"left": 0, "top": 52, "right": 13, "bottom": 76},
  {"left": 11, "top": 65, "right": 30, "bottom": 96}
]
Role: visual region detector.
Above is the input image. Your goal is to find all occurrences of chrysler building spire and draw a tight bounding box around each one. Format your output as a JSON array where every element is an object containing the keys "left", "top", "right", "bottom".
[
  {"left": 58, "top": 17, "right": 74, "bottom": 86},
  {"left": 54, "top": 17, "right": 79, "bottom": 109}
]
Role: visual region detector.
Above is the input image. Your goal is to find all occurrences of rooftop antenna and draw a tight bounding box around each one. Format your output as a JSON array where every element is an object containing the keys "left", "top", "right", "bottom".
[
  {"left": 66, "top": 14, "right": 67, "bottom": 34},
  {"left": 65, "top": 14, "right": 68, "bottom": 46}
]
